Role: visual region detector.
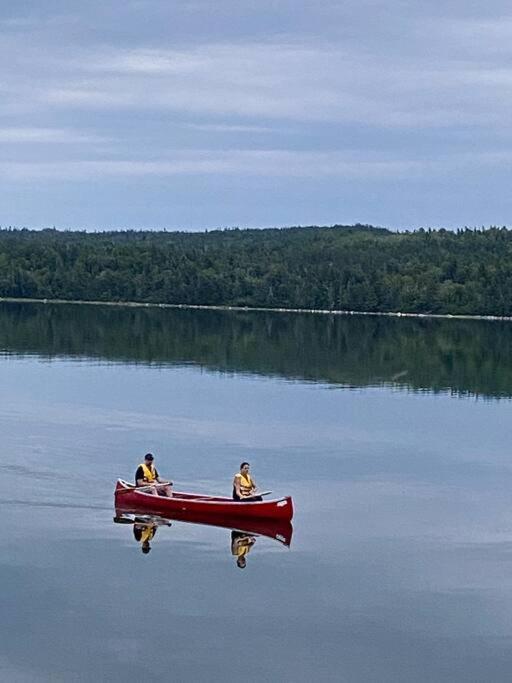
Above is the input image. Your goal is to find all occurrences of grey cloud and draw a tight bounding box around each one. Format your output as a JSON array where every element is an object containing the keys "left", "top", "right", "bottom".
[
  {"left": 1, "top": 1, "right": 512, "bottom": 227},
  {"left": 0, "top": 127, "right": 107, "bottom": 143},
  {"left": 4, "top": 35, "right": 511, "bottom": 130},
  {"left": 0, "top": 152, "right": 426, "bottom": 181},
  {"left": 183, "top": 123, "right": 279, "bottom": 133}
]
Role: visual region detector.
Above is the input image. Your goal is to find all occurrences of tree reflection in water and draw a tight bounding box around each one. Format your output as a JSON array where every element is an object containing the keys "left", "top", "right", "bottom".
[{"left": 2, "top": 300, "right": 511, "bottom": 398}]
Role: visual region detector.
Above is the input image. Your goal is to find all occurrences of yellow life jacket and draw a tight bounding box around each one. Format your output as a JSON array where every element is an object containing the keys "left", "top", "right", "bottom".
[
  {"left": 140, "top": 463, "right": 156, "bottom": 483},
  {"left": 235, "top": 472, "right": 254, "bottom": 497},
  {"left": 232, "top": 536, "right": 254, "bottom": 557}
]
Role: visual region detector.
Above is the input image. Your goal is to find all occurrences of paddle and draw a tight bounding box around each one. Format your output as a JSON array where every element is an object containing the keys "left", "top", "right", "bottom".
[
  {"left": 114, "top": 512, "right": 173, "bottom": 525},
  {"left": 187, "top": 490, "right": 274, "bottom": 499},
  {"left": 118, "top": 485, "right": 273, "bottom": 499},
  {"left": 117, "top": 483, "right": 171, "bottom": 495},
  {"left": 192, "top": 490, "right": 273, "bottom": 500},
  {"left": 237, "top": 491, "right": 273, "bottom": 501}
]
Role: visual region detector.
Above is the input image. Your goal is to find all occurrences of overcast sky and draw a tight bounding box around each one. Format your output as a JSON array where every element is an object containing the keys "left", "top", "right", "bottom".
[{"left": 1, "top": 0, "right": 512, "bottom": 230}]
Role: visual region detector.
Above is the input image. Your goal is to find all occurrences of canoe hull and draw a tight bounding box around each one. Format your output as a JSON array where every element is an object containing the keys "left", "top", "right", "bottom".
[{"left": 114, "top": 480, "right": 294, "bottom": 521}]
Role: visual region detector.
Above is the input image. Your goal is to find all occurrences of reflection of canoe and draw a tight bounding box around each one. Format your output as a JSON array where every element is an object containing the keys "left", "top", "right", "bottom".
[
  {"left": 114, "top": 479, "right": 294, "bottom": 521},
  {"left": 114, "top": 508, "right": 293, "bottom": 547}
]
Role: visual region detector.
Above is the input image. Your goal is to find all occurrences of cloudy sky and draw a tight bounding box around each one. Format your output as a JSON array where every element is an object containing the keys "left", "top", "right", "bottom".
[{"left": 1, "top": 0, "right": 512, "bottom": 230}]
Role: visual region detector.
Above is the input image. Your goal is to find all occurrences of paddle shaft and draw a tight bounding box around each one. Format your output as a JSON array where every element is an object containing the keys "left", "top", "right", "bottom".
[
  {"left": 236, "top": 491, "right": 273, "bottom": 500},
  {"left": 192, "top": 491, "right": 273, "bottom": 501},
  {"left": 117, "top": 482, "right": 171, "bottom": 495},
  {"left": 118, "top": 486, "right": 272, "bottom": 499}
]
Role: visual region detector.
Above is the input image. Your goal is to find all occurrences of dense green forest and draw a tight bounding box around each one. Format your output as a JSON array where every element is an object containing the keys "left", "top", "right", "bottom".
[
  {"left": 1, "top": 225, "right": 512, "bottom": 315},
  {"left": 2, "top": 301, "right": 512, "bottom": 398}
]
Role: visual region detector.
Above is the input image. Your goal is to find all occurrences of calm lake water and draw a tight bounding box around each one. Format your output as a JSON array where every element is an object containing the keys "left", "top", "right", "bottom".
[{"left": 2, "top": 302, "right": 512, "bottom": 682}]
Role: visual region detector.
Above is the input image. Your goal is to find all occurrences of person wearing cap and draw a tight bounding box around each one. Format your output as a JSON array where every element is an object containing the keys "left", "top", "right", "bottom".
[{"left": 135, "top": 453, "right": 173, "bottom": 497}]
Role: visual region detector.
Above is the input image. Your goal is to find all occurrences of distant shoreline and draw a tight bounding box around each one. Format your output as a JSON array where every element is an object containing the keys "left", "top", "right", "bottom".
[{"left": 0, "top": 296, "right": 511, "bottom": 323}]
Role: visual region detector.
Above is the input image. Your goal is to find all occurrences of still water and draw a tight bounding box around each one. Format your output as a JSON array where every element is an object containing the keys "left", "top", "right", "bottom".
[{"left": 1, "top": 302, "right": 512, "bottom": 682}]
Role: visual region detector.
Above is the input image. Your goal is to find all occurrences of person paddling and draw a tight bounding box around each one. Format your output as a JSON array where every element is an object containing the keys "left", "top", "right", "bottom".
[
  {"left": 135, "top": 453, "right": 173, "bottom": 497},
  {"left": 232, "top": 462, "right": 262, "bottom": 502}
]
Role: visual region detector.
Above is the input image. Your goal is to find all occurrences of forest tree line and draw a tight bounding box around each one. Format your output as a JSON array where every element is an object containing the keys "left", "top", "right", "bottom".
[{"left": 1, "top": 224, "right": 512, "bottom": 316}]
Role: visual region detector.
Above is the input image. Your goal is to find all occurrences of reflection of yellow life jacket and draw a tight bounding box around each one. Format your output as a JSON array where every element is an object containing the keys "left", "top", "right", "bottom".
[
  {"left": 140, "top": 526, "right": 156, "bottom": 544},
  {"left": 140, "top": 463, "right": 156, "bottom": 482},
  {"left": 233, "top": 536, "right": 253, "bottom": 558},
  {"left": 235, "top": 473, "right": 254, "bottom": 496}
]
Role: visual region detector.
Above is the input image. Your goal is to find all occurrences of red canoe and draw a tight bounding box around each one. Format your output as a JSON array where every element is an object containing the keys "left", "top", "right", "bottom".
[{"left": 114, "top": 480, "right": 294, "bottom": 521}]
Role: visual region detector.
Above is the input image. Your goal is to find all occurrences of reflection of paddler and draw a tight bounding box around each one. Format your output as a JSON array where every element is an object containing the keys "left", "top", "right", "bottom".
[
  {"left": 231, "top": 531, "right": 256, "bottom": 569},
  {"left": 133, "top": 520, "right": 157, "bottom": 554}
]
